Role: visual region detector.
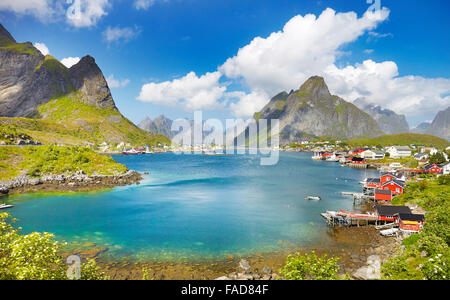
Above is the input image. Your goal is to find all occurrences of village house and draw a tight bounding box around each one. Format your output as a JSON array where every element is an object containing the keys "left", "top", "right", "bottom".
[
  {"left": 395, "top": 213, "right": 425, "bottom": 232},
  {"left": 443, "top": 162, "right": 450, "bottom": 175},
  {"left": 421, "top": 147, "right": 438, "bottom": 155},
  {"left": 423, "top": 163, "right": 444, "bottom": 174},
  {"left": 360, "top": 149, "right": 385, "bottom": 160},
  {"left": 380, "top": 173, "right": 400, "bottom": 185},
  {"left": 381, "top": 179, "right": 405, "bottom": 195},
  {"left": 414, "top": 152, "right": 429, "bottom": 161},
  {"left": 351, "top": 157, "right": 367, "bottom": 165},
  {"left": 386, "top": 146, "right": 412, "bottom": 158},
  {"left": 374, "top": 189, "right": 393, "bottom": 202},
  {"left": 375, "top": 205, "right": 412, "bottom": 222}
]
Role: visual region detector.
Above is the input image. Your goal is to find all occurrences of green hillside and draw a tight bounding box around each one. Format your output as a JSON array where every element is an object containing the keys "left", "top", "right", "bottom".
[
  {"left": 347, "top": 133, "right": 450, "bottom": 149},
  {"left": 0, "top": 145, "right": 127, "bottom": 181},
  {"left": 0, "top": 93, "right": 170, "bottom": 147}
]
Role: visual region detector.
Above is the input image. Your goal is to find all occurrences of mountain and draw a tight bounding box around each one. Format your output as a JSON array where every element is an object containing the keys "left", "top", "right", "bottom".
[
  {"left": 426, "top": 106, "right": 450, "bottom": 141},
  {"left": 0, "top": 24, "right": 169, "bottom": 146},
  {"left": 139, "top": 115, "right": 174, "bottom": 139},
  {"left": 353, "top": 98, "right": 409, "bottom": 134},
  {"left": 411, "top": 121, "right": 431, "bottom": 134},
  {"left": 244, "top": 76, "right": 383, "bottom": 145}
]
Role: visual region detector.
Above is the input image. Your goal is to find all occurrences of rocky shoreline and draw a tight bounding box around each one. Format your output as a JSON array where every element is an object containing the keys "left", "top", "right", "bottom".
[
  {"left": 62, "top": 227, "right": 402, "bottom": 280},
  {"left": 0, "top": 170, "right": 143, "bottom": 195}
]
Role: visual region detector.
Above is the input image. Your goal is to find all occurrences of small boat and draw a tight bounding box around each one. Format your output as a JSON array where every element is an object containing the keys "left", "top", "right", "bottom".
[
  {"left": 305, "top": 196, "right": 321, "bottom": 201},
  {"left": 0, "top": 203, "right": 13, "bottom": 209}
]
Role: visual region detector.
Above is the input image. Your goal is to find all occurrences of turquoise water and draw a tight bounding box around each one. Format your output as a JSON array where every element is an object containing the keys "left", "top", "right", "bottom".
[{"left": 6, "top": 152, "right": 379, "bottom": 262}]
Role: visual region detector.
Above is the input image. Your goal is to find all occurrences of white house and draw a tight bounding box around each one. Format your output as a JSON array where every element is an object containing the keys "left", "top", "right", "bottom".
[
  {"left": 361, "top": 150, "right": 385, "bottom": 160},
  {"left": 386, "top": 146, "right": 411, "bottom": 158},
  {"left": 443, "top": 163, "right": 450, "bottom": 175},
  {"left": 414, "top": 152, "right": 429, "bottom": 160}
]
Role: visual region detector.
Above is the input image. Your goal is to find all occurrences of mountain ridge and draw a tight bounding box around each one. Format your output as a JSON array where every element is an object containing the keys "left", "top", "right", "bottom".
[
  {"left": 0, "top": 24, "right": 169, "bottom": 146},
  {"left": 246, "top": 76, "right": 384, "bottom": 145}
]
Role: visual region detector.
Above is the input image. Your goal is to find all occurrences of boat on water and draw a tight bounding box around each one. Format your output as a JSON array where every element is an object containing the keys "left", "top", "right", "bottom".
[
  {"left": 122, "top": 148, "right": 145, "bottom": 155},
  {"left": 305, "top": 196, "right": 321, "bottom": 201},
  {"left": 0, "top": 203, "right": 13, "bottom": 209}
]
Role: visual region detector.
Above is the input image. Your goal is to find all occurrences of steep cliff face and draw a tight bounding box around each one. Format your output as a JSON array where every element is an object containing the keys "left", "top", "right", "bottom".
[
  {"left": 353, "top": 99, "right": 410, "bottom": 134},
  {"left": 248, "top": 76, "right": 383, "bottom": 144},
  {"left": 69, "top": 55, "right": 116, "bottom": 110},
  {"left": 0, "top": 24, "right": 116, "bottom": 117},
  {"left": 0, "top": 24, "right": 169, "bottom": 146},
  {"left": 426, "top": 106, "right": 450, "bottom": 141}
]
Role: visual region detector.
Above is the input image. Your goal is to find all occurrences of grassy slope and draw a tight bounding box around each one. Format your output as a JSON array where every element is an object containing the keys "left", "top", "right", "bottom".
[
  {"left": 347, "top": 133, "right": 450, "bottom": 150},
  {"left": 0, "top": 93, "right": 170, "bottom": 147},
  {"left": 381, "top": 177, "right": 450, "bottom": 280},
  {"left": 0, "top": 145, "right": 128, "bottom": 181}
]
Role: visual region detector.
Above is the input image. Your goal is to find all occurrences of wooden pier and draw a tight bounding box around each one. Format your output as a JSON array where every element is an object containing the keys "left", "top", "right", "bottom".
[{"left": 320, "top": 210, "right": 390, "bottom": 227}]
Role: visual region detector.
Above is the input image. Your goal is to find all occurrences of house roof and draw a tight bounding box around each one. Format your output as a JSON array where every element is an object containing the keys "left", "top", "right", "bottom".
[
  {"left": 381, "top": 179, "right": 405, "bottom": 188},
  {"left": 423, "top": 163, "right": 443, "bottom": 170},
  {"left": 367, "top": 178, "right": 381, "bottom": 183},
  {"left": 352, "top": 157, "right": 365, "bottom": 162},
  {"left": 375, "top": 189, "right": 392, "bottom": 195},
  {"left": 392, "top": 146, "right": 411, "bottom": 151},
  {"left": 396, "top": 213, "right": 425, "bottom": 221},
  {"left": 381, "top": 173, "right": 398, "bottom": 178},
  {"left": 375, "top": 205, "right": 411, "bottom": 216}
]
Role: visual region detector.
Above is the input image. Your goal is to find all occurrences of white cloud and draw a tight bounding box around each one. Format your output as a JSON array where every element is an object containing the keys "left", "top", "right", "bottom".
[
  {"left": 219, "top": 7, "right": 390, "bottom": 97},
  {"left": 66, "top": 0, "right": 110, "bottom": 28},
  {"left": 0, "top": 0, "right": 110, "bottom": 27},
  {"left": 106, "top": 74, "right": 130, "bottom": 88},
  {"left": 135, "top": 7, "right": 449, "bottom": 120},
  {"left": 60, "top": 56, "right": 80, "bottom": 68},
  {"left": 324, "top": 60, "right": 450, "bottom": 118},
  {"left": 134, "top": 0, "right": 156, "bottom": 10},
  {"left": 0, "top": 0, "right": 61, "bottom": 22},
  {"left": 103, "top": 26, "right": 141, "bottom": 43},
  {"left": 33, "top": 42, "right": 49, "bottom": 55},
  {"left": 137, "top": 72, "right": 226, "bottom": 111},
  {"left": 228, "top": 90, "right": 270, "bottom": 118},
  {"left": 364, "top": 49, "right": 374, "bottom": 54}
]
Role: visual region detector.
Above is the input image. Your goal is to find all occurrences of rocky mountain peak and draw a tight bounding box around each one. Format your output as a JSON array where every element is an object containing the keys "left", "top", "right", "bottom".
[
  {"left": 0, "top": 24, "right": 16, "bottom": 45},
  {"left": 299, "top": 76, "right": 331, "bottom": 99},
  {"left": 69, "top": 55, "right": 116, "bottom": 110}
]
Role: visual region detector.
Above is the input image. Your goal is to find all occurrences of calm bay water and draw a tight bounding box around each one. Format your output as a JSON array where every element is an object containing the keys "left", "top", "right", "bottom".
[{"left": 7, "top": 152, "right": 379, "bottom": 262}]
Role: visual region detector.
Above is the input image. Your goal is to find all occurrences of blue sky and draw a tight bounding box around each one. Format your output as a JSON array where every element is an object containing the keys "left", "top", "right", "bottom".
[{"left": 1, "top": 0, "right": 449, "bottom": 127}]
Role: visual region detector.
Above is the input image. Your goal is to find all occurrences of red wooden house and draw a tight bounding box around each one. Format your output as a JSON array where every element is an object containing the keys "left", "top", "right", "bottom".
[
  {"left": 380, "top": 173, "right": 398, "bottom": 185},
  {"left": 395, "top": 213, "right": 425, "bottom": 232},
  {"left": 365, "top": 178, "right": 381, "bottom": 188},
  {"left": 381, "top": 179, "right": 405, "bottom": 195},
  {"left": 351, "top": 157, "right": 367, "bottom": 165},
  {"left": 424, "top": 163, "right": 443, "bottom": 174},
  {"left": 375, "top": 205, "right": 411, "bottom": 222},
  {"left": 374, "top": 189, "right": 393, "bottom": 202}
]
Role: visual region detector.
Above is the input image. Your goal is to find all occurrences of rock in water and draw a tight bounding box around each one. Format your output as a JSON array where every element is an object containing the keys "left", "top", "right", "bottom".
[
  {"left": 352, "top": 255, "right": 381, "bottom": 280},
  {"left": 239, "top": 259, "right": 251, "bottom": 273}
]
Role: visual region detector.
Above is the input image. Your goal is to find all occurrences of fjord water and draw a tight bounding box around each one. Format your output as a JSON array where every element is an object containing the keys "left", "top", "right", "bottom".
[{"left": 9, "top": 152, "right": 379, "bottom": 262}]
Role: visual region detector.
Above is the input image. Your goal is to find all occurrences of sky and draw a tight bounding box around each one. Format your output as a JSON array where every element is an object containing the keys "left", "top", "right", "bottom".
[{"left": 0, "top": 0, "right": 449, "bottom": 128}]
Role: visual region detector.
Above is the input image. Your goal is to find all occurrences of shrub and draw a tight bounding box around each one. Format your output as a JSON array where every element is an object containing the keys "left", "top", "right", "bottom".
[
  {"left": 279, "top": 251, "right": 340, "bottom": 280},
  {"left": 0, "top": 212, "right": 107, "bottom": 280}
]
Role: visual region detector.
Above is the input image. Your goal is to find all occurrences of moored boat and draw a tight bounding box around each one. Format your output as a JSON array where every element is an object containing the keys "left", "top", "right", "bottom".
[
  {"left": 305, "top": 196, "right": 321, "bottom": 201},
  {"left": 0, "top": 203, "right": 13, "bottom": 209}
]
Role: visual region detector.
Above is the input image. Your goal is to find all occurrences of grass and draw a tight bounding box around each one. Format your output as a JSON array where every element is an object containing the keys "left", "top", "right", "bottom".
[
  {"left": 0, "top": 145, "right": 128, "bottom": 181},
  {"left": 37, "top": 92, "right": 170, "bottom": 146},
  {"left": 381, "top": 176, "right": 450, "bottom": 280},
  {"left": 0, "top": 42, "right": 41, "bottom": 56},
  {"left": 348, "top": 133, "right": 450, "bottom": 150},
  {"left": 0, "top": 92, "right": 170, "bottom": 147}
]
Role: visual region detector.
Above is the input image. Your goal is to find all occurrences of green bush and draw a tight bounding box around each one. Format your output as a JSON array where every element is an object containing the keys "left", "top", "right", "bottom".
[
  {"left": 279, "top": 251, "right": 341, "bottom": 280},
  {"left": 0, "top": 212, "right": 107, "bottom": 280}
]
